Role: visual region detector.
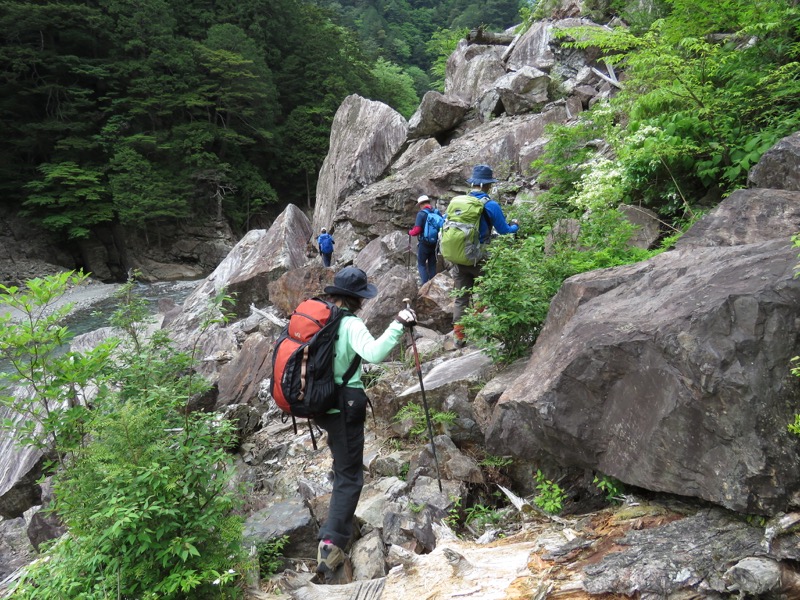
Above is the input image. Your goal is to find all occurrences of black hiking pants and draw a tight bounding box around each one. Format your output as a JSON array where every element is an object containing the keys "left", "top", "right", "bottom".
[
  {"left": 314, "top": 385, "right": 369, "bottom": 549},
  {"left": 453, "top": 262, "right": 483, "bottom": 324}
]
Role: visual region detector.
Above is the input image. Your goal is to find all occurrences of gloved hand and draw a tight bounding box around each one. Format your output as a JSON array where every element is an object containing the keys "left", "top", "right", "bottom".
[{"left": 395, "top": 308, "right": 417, "bottom": 326}]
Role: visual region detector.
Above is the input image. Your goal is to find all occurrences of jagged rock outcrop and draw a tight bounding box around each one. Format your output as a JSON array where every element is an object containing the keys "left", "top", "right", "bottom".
[
  {"left": 479, "top": 66, "right": 551, "bottom": 119},
  {"left": 486, "top": 189, "right": 800, "bottom": 514},
  {"left": 313, "top": 96, "right": 409, "bottom": 237},
  {"left": 166, "top": 205, "right": 313, "bottom": 378},
  {"left": 748, "top": 131, "right": 800, "bottom": 192},
  {"left": 407, "top": 92, "right": 470, "bottom": 140},
  {"left": 326, "top": 107, "right": 569, "bottom": 258},
  {"left": 445, "top": 42, "right": 507, "bottom": 106}
]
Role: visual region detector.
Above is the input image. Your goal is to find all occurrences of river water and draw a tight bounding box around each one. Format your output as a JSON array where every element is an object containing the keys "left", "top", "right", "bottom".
[{"left": 0, "top": 278, "right": 201, "bottom": 376}]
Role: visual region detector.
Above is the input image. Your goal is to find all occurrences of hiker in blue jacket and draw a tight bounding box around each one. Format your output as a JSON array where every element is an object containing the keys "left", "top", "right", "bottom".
[
  {"left": 452, "top": 164, "right": 518, "bottom": 347},
  {"left": 408, "top": 194, "right": 441, "bottom": 284},
  {"left": 317, "top": 228, "right": 335, "bottom": 267}
]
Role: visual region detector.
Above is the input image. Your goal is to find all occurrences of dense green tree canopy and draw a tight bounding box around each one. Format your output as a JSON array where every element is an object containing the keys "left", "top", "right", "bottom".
[{"left": 0, "top": 0, "right": 522, "bottom": 252}]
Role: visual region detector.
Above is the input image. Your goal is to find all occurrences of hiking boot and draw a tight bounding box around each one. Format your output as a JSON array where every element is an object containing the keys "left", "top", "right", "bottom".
[
  {"left": 453, "top": 324, "right": 466, "bottom": 348},
  {"left": 316, "top": 539, "right": 345, "bottom": 576}
]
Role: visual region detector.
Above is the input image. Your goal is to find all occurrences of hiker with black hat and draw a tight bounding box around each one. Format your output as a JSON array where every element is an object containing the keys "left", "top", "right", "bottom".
[
  {"left": 314, "top": 266, "right": 416, "bottom": 579},
  {"left": 408, "top": 194, "right": 442, "bottom": 284},
  {"left": 451, "top": 164, "right": 518, "bottom": 348}
]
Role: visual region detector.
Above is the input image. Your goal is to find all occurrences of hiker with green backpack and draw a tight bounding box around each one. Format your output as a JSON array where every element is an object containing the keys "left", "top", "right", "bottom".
[
  {"left": 440, "top": 164, "right": 519, "bottom": 347},
  {"left": 408, "top": 194, "right": 444, "bottom": 284}
]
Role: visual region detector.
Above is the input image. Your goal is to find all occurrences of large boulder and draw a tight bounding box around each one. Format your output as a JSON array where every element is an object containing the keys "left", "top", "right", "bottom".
[
  {"left": 0, "top": 400, "right": 44, "bottom": 520},
  {"left": 166, "top": 204, "right": 311, "bottom": 378},
  {"left": 445, "top": 42, "right": 507, "bottom": 106},
  {"left": 479, "top": 66, "right": 551, "bottom": 120},
  {"left": 329, "top": 105, "right": 569, "bottom": 256},
  {"left": 486, "top": 190, "right": 800, "bottom": 515},
  {"left": 748, "top": 131, "right": 800, "bottom": 191},
  {"left": 408, "top": 91, "right": 470, "bottom": 140},
  {"left": 314, "top": 95, "right": 409, "bottom": 235}
]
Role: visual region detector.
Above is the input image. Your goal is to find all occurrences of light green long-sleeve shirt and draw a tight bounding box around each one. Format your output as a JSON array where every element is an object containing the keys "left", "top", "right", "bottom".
[{"left": 334, "top": 316, "right": 405, "bottom": 388}]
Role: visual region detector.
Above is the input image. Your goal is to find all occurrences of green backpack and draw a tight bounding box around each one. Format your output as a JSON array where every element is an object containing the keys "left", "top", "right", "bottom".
[{"left": 440, "top": 194, "right": 487, "bottom": 265}]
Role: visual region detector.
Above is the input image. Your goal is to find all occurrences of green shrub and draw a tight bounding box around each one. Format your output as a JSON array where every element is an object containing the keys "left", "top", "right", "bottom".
[
  {"left": 533, "top": 470, "right": 566, "bottom": 515},
  {"left": 393, "top": 402, "right": 457, "bottom": 438},
  {"left": 461, "top": 206, "right": 655, "bottom": 363},
  {"left": 7, "top": 273, "right": 246, "bottom": 598},
  {"left": 256, "top": 536, "right": 290, "bottom": 578},
  {"left": 593, "top": 474, "right": 625, "bottom": 503}
]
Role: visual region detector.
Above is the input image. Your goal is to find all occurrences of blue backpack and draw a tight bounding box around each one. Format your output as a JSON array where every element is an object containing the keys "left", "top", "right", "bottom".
[
  {"left": 422, "top": 208, "right": 445, "bottom": 244},
  {"left": 318, "top": 233, "right": 334, "bottom": 254}
]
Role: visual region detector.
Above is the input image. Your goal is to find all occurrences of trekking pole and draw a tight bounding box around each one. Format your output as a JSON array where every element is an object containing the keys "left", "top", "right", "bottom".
[
  {"left": 402, "top": 297, "right": 443, "bottom": 492},
  {"left": 406, "top": 235, "right": 411, "bottom": 272}
]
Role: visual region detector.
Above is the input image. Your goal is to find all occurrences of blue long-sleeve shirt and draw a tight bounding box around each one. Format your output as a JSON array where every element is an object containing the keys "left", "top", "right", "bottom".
[{"left": 472, "top": 191, "right": 519, "bottom": 243}]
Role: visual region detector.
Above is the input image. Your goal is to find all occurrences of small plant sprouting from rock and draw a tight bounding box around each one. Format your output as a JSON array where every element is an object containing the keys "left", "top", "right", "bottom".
[
  {"left": 593, "top": 473, "right": 625, "bottom": 503},
  {"left": 479, "top": 454, "right": 513, "bottom": 468},
  {"left": 533, "top": 469, "right": 567, "bottom": 515},
  {"left": 257, "top": 536, "right": 290, "bottom": 578},
  {"left": 393, "top": 402, "right": 457, "bottom": 438}
]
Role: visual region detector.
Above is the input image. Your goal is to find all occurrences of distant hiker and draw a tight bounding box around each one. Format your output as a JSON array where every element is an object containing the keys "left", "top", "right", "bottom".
[
  {"left": 408, "top": 194, "right": 444, "bottom": 284},
  {"left": 445, "top": 164, "right": 518, "bottom": 347},
  {"left": 314, "top": 266, "right": 416, "bottom": 579},
  {"left": 317, "top": 227, "right": 334, "bottom": 267}
]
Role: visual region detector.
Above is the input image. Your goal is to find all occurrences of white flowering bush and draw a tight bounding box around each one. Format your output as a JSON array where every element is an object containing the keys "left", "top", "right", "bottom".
[{"left": 568, "top": 157, "right": 626, "bottom": 211}]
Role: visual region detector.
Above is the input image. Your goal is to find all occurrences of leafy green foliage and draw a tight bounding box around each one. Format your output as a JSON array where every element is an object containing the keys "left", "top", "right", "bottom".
[
  {"left": 256, "top": 536, "right": 290, "bottom": 578},
  {"left": 464, "top": 503, "right": 504, "bottom": 529},
  {"left": 23, "top": 163, "right": 113, "bottom": 239},
  {"left": 0, "top": 271, "right": 117, "bottom": 458},
  {"left": 533, "top": 470, "right": 566, "bottom": 514},
  {"left": 369, "top": 58, "right": 420, "bottom": 118},
  {"left": 550, "top": 0, "right": 800, "bottom": 215},
  {"left": 393, "top": 402, "right": 457, "bottom": 438},
  {"left": 445, "top": 495, "right": 463, "bottom": 530},
  {"left": 460, "top": 201, "right": 655, "bottom": 362},
  {"left": 6, "top": 274, "right": 245, "bottom": 598},
  {"left": 426, "top": 27, "right": 469, "bottom": 91},
  {"left": 593, "top": 474, "right": 625, "bottom": 503}
]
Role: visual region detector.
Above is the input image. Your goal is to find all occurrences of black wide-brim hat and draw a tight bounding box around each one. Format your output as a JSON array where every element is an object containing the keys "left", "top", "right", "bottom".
[{"left": 324, "top": 266, "right": 378, "bottom": 299}]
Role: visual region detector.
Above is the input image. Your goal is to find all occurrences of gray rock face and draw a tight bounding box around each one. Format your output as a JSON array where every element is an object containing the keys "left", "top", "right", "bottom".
[
  {"left": 166, "top": 204, "right": 312, "bottom": 381},
  {"left": 243, "top": 498, "right": 318, "bottom": 559},
  {"left": 408, "top": 91, "right": 470, "bottom": 139},
  {"left": 676, "top": 189, "right": 800, "bottom": 248},
  {"left": 486, "top": 191, "right": 800, "bottom": 515},
  {"left": 0, "top": 400, "right": 43, "bottom": 520},
  {"left": 506, "top": 21, "right": 556, "bottom": 72},
  {"left": 445, "top": 42, "right": 507, "bottom": 105},
  {"left": 358, "top": 264, "right": 418, "bottom": 333},
  {"left": 0, "top": 516, "right": 35, "bottom": 581},
  {"left": 490, "top": 66, "right": 551, "bottom": 116},
  {"left": 314, "top": 95, "right": 408, "bottom": 235},
  {"left": 170, "top": 203, "right": 310, "bottom": 326},
  {"left": 617, "top": 204, "right": 661, "bottom": 249},
  {"left": 748, "top": 131, "right": 800, "bottom": 191}
]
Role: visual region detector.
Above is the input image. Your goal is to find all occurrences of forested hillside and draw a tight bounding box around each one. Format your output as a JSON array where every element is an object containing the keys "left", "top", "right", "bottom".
[
  {"left": 0, "top": 0, "right": 519, "bottom": 256},
  {"left": 312, "top": 0, "right": 523, "bottom": 92}
]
